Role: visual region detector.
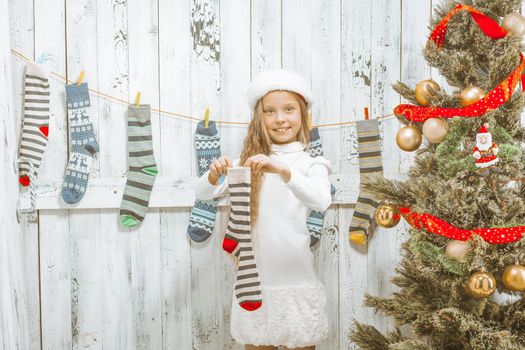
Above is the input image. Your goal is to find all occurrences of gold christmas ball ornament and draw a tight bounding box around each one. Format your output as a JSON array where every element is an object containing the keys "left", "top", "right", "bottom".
[
  {"left": 460, "top": 86, "right": 485, "bottom": 107},
  {"left": 445, "top": 240, "right": 469, "bottom": 262},
  {"left": 422, "top": 118, "right": 449, "bottom": 144},
  {"left": 415, "top": 80, "right": 441, "bottom": 106},
  {"left": 502, "top": 264, "right": 525, "bottom": 292},
  {"left": 374, "top": 204, "right": 401, "bottom": 228},
  {"left": 396, "top": 125, "right": 422, "bottom": 152},
  {"left": 502, "top": 13, "right": 525, "bottom": 37},
  {"left": 465, "top": 270, "right": 497, "bottom": 299}
]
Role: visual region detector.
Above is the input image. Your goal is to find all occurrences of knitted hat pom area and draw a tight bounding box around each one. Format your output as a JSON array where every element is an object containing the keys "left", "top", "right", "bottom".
[{"left": 246, "top": 69, "right": 314, "bottom": 111}]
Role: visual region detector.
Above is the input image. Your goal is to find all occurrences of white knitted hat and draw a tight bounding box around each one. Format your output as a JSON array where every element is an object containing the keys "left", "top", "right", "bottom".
[{"left": 246, "top": 69, "right": 314, "bottom": 111}]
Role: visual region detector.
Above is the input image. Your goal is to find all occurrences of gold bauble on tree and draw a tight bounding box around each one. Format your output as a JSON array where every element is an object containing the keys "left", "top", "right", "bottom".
[
  {"left": 502, "top": 263, "right": 525, "bottom": 292},
  {"left": 415, "top": 80, "right": 441, "bottom": 106},
  {"left": 445, "top": 240, "right": 469, "bottom": 262},
  {"left": 460, "top": 86, "right": 485, "bottom": 107},
  {"left": 396, "top": 125, "right": 422, "bottom": 152},
  {"left": 374, "top": 203, "right": 401, "bottom": 228},
  {"left": 465, "top": 270, "right": 496, "bottom": 299},
  {"left": 502, "top": 13, "right": 525, "bottom": 37},
  {"left": 422, "top": 118, "right": 449, "bottom": 144}
]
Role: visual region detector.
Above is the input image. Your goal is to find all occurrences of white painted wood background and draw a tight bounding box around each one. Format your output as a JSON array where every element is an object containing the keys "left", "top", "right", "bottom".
[{"left": 3, "top": 0, "right": 521, "bottom": 349}]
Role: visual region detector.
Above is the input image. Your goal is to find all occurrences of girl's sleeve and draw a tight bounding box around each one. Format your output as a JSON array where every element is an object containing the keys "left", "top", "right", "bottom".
[
  {"left": 194, "top": 159, "right": 240, "bottom": 200},
  {"left": 285, "top": 156, "right": 332, "bottom": 211}
]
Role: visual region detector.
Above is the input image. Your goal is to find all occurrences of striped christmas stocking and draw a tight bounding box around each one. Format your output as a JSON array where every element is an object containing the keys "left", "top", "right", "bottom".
[
  {"left": 119, "top": 105, "right": 158, "bottom": 228},
  {"left": 18, "top": 62, "right": 50, "bottom": 186},
  {"left": 348, "top": 119, "right": 383, "bottom": 245},
  {"left": 187, "top": 120, "right": 221, "bottom": 242},
  {"left": 306, "top": 127, "right": 336, "bottom": 247},
  {"left": 225, "top": 167, "right": 262, "bottom": 312}
]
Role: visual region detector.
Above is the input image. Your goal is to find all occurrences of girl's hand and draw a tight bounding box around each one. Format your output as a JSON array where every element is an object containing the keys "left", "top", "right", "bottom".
[
  {"left": 244, "top": 154, "right": 291, "bottom": 182},
  {"left": 209, "top": 156, "right": 233, "bottom": 185}
]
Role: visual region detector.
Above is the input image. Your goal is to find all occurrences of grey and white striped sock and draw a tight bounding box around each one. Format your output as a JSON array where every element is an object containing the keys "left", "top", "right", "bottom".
[
  {"left": 226, "top": 167, "right": 262, "bottom": 312},
  {"left": 119, "top": 105, "right": 158, "bottom": 228},
  {"left": 18, "top": 62, "right": 50, "bottom": 186}
]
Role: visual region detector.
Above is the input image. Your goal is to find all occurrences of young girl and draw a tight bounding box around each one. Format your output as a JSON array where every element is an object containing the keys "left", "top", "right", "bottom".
[{"left": 195, "top": 69, "right": 332, "bottom": 350}]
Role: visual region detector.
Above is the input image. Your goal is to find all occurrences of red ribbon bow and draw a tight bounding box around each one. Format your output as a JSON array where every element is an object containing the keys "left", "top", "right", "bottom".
[
  {"left": 429, "top": 4, "right": 507, "bottom": 47},
  {"left": 394, "top": 5, "right": 525, "bottom": 123}
]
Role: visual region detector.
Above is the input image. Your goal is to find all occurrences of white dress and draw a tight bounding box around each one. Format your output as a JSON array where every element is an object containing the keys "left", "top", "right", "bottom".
[{"left": 195, "top": 141, "right": 332, "bottom": 348}]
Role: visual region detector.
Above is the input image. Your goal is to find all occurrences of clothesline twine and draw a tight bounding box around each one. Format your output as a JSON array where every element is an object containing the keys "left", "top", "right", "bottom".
[{"left": 11, "top": 48, "right": 397, "bottom": 128}]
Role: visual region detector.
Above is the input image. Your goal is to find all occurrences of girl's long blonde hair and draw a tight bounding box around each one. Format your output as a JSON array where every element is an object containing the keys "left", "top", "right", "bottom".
[{"left": 240, "top": 91, "right": 310, "bottom": 224}]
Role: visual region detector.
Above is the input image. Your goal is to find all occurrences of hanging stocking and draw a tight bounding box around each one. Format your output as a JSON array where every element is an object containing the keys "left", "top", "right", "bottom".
[
  {"left": 61, "top": 82, "right": 99, "bottom": 204},
  {"left": 18, "top": 62, "right": 50, "bottom": 186},
  {"left": 187, "top": 120, "right": 221, "bottom": 242},
  {"left": 307, "top": 127, "right": 336, "bottom": 247},
  {"left": 224, "top": 167, "right": 262, "bottom": 311},
  {"left": 348, "top": 119, "right": 383, "bottom": 245},
  {"left": 119, "top": 105, "right": 158, "bottom": 227}
]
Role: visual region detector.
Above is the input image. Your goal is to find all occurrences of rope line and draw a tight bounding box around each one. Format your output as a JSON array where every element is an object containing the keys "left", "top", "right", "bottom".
[{"left": 11, "top": 48, "right": 397, "bottom": 127}]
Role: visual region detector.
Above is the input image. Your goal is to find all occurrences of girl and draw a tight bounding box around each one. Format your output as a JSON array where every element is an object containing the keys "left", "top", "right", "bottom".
[{"left": 195, "top": 69, "right": 332, "bottom": 350}]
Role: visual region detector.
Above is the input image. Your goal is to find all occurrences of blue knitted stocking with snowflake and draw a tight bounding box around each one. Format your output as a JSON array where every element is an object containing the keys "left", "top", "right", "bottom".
[
  {"left": 307, "top": 127, "right": 336, "bottom": 248},
  {"left": 187, "top": 121, "right": 221, "bottom": 242}
]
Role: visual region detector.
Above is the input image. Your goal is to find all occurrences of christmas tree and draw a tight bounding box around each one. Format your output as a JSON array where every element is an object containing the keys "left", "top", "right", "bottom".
[{"left": 351, "top": 1, "right": 525, "bottom": 349}]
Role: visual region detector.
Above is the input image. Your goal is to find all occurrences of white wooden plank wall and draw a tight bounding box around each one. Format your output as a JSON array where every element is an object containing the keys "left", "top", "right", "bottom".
[
  {"left": 3, "top": 0, "right": 452, "bottom": 348},
  {"left": 1, "top": 0, "right": 31, "bottom": 349}
]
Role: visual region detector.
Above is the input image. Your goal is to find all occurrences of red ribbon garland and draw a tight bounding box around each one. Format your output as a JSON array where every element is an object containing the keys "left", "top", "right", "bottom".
[
  {"left": 429, "top": 4, "right": 507, "bottom": 47},
  {"left": 399, "top": 207, "right": 525, "bottom": 244},
  {"left": 394, "top": 53, "right": 525, "bottom": 122},
  {"left": 394, "top": 4, "right": 525, "bottom": 123}
]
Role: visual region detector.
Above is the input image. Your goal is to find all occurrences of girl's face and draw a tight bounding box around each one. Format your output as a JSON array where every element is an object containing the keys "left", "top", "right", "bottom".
[{"left": 261, "top": 91, "right": 302, "bottom": 145}]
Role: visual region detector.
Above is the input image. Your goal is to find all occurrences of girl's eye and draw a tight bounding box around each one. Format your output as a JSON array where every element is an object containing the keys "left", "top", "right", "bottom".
[
  {"left": 265, "top": 109, "right": 275, "bottom": 115},
  {"left": 285, "top": 107, "right": 294, "bottom": 113}
]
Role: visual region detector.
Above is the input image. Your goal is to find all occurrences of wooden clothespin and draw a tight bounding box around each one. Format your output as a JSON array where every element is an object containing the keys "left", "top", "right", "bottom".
[
  {"left": 307, "top": 111, "right": 313, "bottom": 130},
  {"left": 77, "top": 71, "right": 85, "bottom": 85},
  {"left": 364, "top": 107, "right": 369, "bottom": 120},
  {"left": 135, "top": 92, "right": 141, "bottom": 107},
  {"left": 204, "top": 107, "right": 210, "bottom": 128}
]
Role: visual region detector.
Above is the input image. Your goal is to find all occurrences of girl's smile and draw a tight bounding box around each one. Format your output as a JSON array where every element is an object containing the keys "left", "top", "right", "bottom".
[{"left": 261, "top": 90, "right": 302, "bottom": 144}]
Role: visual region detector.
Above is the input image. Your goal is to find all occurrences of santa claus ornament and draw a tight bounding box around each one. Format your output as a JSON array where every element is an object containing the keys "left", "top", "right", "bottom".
[{"left": 472, "top": 124, "right": 500, "bottom": 176}]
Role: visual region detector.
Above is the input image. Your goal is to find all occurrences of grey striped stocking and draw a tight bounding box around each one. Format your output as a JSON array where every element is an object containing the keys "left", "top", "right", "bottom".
[
  {"left": 349, "top": 119, "right": 383, "bottom": 245},
  {"left": 225, "top": 167, "right": 262, "bottom": 312},
  {"left": 18, "top": 62, "right": 50, "bottom": 186},
  {"left": 119, "top": 105, "right": 158, "bottom": 228}
]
